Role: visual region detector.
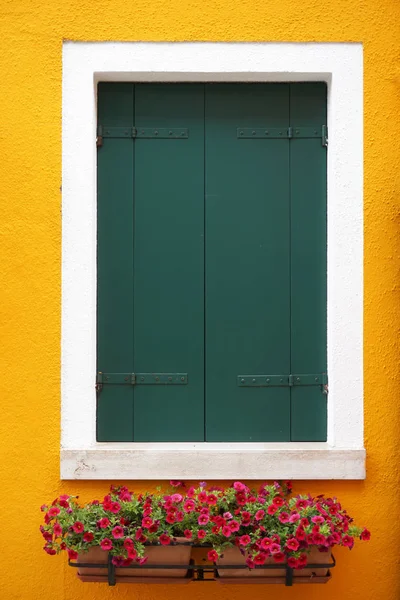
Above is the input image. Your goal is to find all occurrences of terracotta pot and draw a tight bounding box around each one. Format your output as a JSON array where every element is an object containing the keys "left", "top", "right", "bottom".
[
  {"left": 217, "top": 546, "right": 332, "bottom": 580},
  {"left": 76, "top": 538, "right": 191, "bottom": 582}
]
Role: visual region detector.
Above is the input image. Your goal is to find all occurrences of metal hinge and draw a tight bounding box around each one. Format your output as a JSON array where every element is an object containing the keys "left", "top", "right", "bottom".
[
  {"left": 96, "top": 126, "right": 188, "bottom": 146},
  {"left": 237, "top": 373, "right": 328, "bottom": 393},
  {"left": 237, "top": 126, "right": 328, "bottom": 143},
  {"left": 95, "top": 372, "right": 188, "bottom": 394}
]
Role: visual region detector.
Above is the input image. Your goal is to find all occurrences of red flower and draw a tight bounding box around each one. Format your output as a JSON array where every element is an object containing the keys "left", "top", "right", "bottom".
[
  {"left": 342, "top": 535, "right": 354, "bottom": 548},
  {"left": 170, "top": 480, "right": 184, "bottom": 487},
  {"left": 184, "top": 529, "right": 193, "bottom": 539},
  {"left": 197, "top": 530, "right": 206, "bottom": 540},
  {"left": 285, "top": 537, "right": 299, "bottom": 551},
  {"left": 124, "top": 538, "right": 134, "bottom": 549},
  {"left": 222, "top": 526, "right": 232, "bottom": 537},
  {"left": 207, "top": 494, "right": 217, "bottom": 505},
  {"left": 67, "top": 549, "right": 78, "bottom": 559},
  {"left": 53, "top": 523, "right": 62, "bottom": 537},
  {"left": 295, "top": 527, "right": 306, "bottom": 541},
  {"left": 287, "top": 557, "right": 299, "bottom": 568},
  {"left": 83, "top": 532, "right": 94, "bottom": 542},
  {"left": 360, "top": 528, "right": 371, "bottom": 541},
  {"left": 267, "top": 504, "right": 278, "bottom": 515},
  {"left": 110, "top": 502, "right": 121, "bottom": 513},
  {"left": 241, "top": 511, "right": 251, "bottom": 525},
  {"left": 236, "top": 492, "right": 247, "bottom": 506},
  {"left": 260, "top": 537, "right": 272, "bottom": 551},
  {"left": 253, "top": 553, "right": 266, "bottom": 565},
  {"left": 187, "top": 486, "right": 195, "bottom": 498},
  {"left": 48, "top": 507, "right": 60, "bottom": 517},
  {"left": 128, "top": 547, "right": 137, "bottom": 559},
  {"left": 119, "top": 489, "right": 132, "bottom": 502},
  {"left": 159, "top": 533, "right": 171, "bottom": 545},
  {"left": 273, "top": 552, "right": 286, "bottom": 563},
  {"left": 98, "top": 518, "right": 110, "bottom": 529},
  {"left": 198, "top": 491, "right": 207, "bottom": 503},
  {"left": 272, "top": 496, "right": 284, "bottom": 507},
  {"left": 229, "top": 520, "right": 240, "bottom": 532},
  {"left": 313, "top": 533, "right": 327, "bottom": 546},
  {"left": 183, "top": 499, "right": 196, "bottom": 513},
  {"left": 112, "top": 526, "right": 124, "bottom": 539},
  {"left": 142, "top": 516, "right": 153, "bottom": 528},
  {"left": 296, "top": 498, "right": 309, "bottom": 510},
  {"left": 207, "top": 550, "right": 219, "bottom": 562},
  {"left": 239, "top": 535, "right": 251, "bottom": 546},
  {"left": 100, "top": 538, "right": 113, "bottom": 551},
  {"left": 72, "top": 521, "right": 84, "bottom": 534},
  {"left": 246, "top": 557, "right": 255, "bottom": 569},
  {"left": 255, "top": 510, "right": 265, "bottom": 521},
  {"left": 166, "top": 513, "right": 176, "bottom": 524}
]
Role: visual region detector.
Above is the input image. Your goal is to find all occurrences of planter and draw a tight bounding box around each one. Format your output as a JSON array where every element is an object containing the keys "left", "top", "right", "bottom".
[
  {"left": 217, "top": 546, "right": 332, "bottom": 584},
  {"left": 76, "top": 539, "right": 191, "bottom": 584}
]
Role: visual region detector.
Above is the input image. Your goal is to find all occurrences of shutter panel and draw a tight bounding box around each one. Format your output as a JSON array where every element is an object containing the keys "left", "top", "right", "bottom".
[
  {"left": 204, "top": 84, "right": 291, "bottom": 441},
  {"left": 290, "top": 83, "right": 328, "bottom": 441},
  {"left": 132, "top": 84, "right": 205, "bottom": 441},
  {"left": 97, "top": 83, "right": 135, "bottom": 441}
]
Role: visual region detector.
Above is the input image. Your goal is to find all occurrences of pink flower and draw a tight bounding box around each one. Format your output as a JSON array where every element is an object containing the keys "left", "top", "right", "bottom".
[
  {"left": 229, "top": 520, "right": 240, "bottom": 532},
  {"left": 72, "top": 521, "right": 84, "bottom": 533},
  {"left": 360, "top": 528, "right": 371, "bottom": 541},
  {"left": 119, "top": 489, "right": 132, "bottom": 501},
  {"left": 100, "top": 538, "right": 113, "bottom": 551},
  {"left": 289, "top": 513, "right": 300, "bottom": 523},
  {"left": 312, "top": 515, "right": 325, "bottom": 525},
  {"left": 233, "top": 482, "right": 246, "bottom": 492},
  {"left": 171, "top": 493, "right": 183, "bottom": 503},
  {"left": 159, "top": 533, "right": 171, "bottom": 545},
  {"left": 246, "top": 557, "right": 255, "bottom": 569},
  {"left": 198, "top": 514, "right": 209, "bottom": 525},
  {"left": 83, "top": 532, "right": 94, "bottom": 543},
  {"left": 296, "top": 498, "right": 309, "bottom": 510},
  {"left": 207, "top": 550, "right": 219, "bottom": 562},
  {"left": 53, "top": 523, "right": 62, "bottom": 537},
  {"left": 67, "top": 549, "right": 78, "bottom": 559},
  {"left": 170, "top": 480, "right": 184, "bottom": 487},
  {"left": 222, "top": 526, "right": 232, "bottom": 537},
  {"left": 285, "top": 538, "right": 299, "bottom": 551},
  {"left": 278, "top": 512, "right": 290, "bottom": 524},
  {"left": 270, "top": 543, "right": 281, "bottom": 554},
  {"left": 112, "top": 526, "right": 124, "bottom": 539},
  {"left": 239, "top": 535, "right": 251, "bottom": 546},
  {"left": 255, "top": 510, "right": 265, "bottom": 521},
  {"left": 124, "top": 538, "right": 134, "bottom": 549},
  {"left": 98, "top": 518, "right": 110, "bottom": 529},
  {"left": 197, "top": 530, "right": 206, "bottom": 540},
  {"left": 48, "top": 507, "right": 60, "bottom": 517},
  {"left": 137, "top": 556, "right": 149, "bottom": 565},
  {"left": 187, "top": 486, "right": 196, "bottom": 498},
  {"left": 273, "top": 552, "right": 286, "bottom": 563},
  {"left": 182, "top": 499, "right": 195, "bottom": 513},
  {"left": 223, "top": 512, "right": 233, "bottom": 520}
]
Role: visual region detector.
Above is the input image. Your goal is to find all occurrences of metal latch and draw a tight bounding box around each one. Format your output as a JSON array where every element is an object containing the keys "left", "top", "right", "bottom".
[{"left": 96, "top": 372, "right": 188, "bottom": 394}]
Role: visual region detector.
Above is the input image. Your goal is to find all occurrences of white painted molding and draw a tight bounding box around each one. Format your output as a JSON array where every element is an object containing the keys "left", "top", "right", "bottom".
[{"left": 61, "top": 42, "right": 364, "bottom": 480}]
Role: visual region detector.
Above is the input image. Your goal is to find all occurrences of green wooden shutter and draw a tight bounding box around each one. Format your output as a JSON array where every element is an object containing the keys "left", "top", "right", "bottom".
[
  {"left": 290, "top": 83, "right": 327, "bottom": 441},
  {"left": 96, "top": 82, "right": 327, "bottom": 443},
  {"left": 132, "top": 84, "right": 205, "bottom": 441},
  {"left": 204, "top": 84, "right": 291, "bottom": 441},
  {"left": 97, "top": 83, "right": 135, "bottom": 441}
]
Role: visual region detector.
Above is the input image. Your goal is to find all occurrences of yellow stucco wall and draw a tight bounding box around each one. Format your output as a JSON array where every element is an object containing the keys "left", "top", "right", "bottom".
[{"left": 0, "top": 1, "right": 399, "bottom": 599}]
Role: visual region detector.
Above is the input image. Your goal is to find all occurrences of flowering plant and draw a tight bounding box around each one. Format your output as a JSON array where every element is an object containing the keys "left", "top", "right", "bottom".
[{"left": 40, "top": 481, "right": 370, "bottom": 569}]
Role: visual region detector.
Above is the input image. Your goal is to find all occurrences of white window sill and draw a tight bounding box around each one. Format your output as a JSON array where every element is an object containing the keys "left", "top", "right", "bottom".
[{"left": 60, "top": 443, "right": 366, "bottom": 480}]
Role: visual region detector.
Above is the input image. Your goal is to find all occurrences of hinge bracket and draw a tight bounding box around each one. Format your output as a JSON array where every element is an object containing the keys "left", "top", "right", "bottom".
[
  {"left": 237, "top": 373, "right": 328, "bottom": 391},
  {"left": 95, "top": 372, "right": 188, "bottom": 392}
]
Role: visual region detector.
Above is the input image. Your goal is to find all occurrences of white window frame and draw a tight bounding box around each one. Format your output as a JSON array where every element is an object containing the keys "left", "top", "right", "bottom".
[{"left": 61, "top": 42, "right": 365, "bottom": 480}]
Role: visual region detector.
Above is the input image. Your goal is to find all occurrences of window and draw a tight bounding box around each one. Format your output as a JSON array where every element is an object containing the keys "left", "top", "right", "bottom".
[
  {"left": 61, "top": 42, "right": 364, "bottom": 479},
  {"left": 96, "top": 82, "right": 327, "bottom": 443}
]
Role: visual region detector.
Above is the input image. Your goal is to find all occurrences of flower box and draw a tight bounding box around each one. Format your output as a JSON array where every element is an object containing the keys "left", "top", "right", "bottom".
[
  {"left": 217, "top": 545, "right": 332, "bottom": 584},
  {"left": 75, "top": 539, "right": 191, "bottom": 584}
]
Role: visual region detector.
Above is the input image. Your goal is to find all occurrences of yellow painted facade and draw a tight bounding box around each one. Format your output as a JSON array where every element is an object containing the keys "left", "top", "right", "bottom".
[{"left": 0, "top": 0, "right": 399, "bottom": 599}]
